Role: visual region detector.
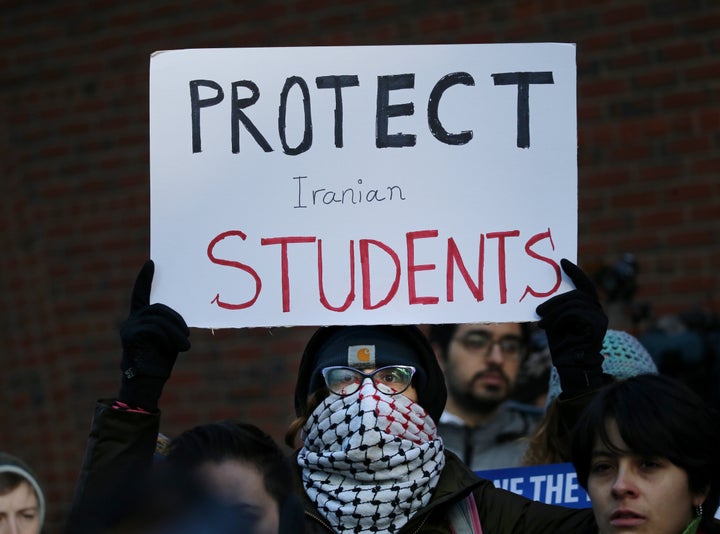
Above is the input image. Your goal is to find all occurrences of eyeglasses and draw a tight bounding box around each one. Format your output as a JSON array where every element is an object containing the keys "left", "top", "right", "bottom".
[
  {"left": 452, "top": 330, "right": 526, "bottom": 360},
  {"left": 321, "top": 365, "right": 416, "bottom": 396}
]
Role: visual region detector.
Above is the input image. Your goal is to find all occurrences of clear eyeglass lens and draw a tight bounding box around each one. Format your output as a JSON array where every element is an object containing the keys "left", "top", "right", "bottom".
[
  {"left": 374, "top": 366, "right": 414, "bottom": 392},
  {"left": 323, "top": 368, "right": 360, "bottom": 394},
  {"left": 322, "top": 365, "right": 415, "bottom": 396}
]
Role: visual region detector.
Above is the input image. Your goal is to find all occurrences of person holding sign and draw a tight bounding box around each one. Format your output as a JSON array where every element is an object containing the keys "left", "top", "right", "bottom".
[
  {"left": 283, "top": 260, "right": 609, "bottom": 533},
  {"left": 570, "top": 374, "right": 720, "bottom": 534},
  {"left": 67, "top": 261, "right": 303, "bottom": 534},
  {"left": 285, "top": 324, "right": 595, "bottom": 533},
  {"left": 69, "top": 258, "right": 606, "bottom": 533}
]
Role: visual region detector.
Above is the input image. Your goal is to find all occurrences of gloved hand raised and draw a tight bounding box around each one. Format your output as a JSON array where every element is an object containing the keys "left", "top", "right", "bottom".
[
  {"left": 117, "top": 260, "right": 190, "bottom": 411},
  {"left": 536, "top": 258, "right": 608, "bottom": 397}
]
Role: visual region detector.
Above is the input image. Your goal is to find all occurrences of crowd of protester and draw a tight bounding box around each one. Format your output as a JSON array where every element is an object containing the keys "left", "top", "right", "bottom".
[{"left": 5, "top": 257, "right": 719, "bottom": 533}]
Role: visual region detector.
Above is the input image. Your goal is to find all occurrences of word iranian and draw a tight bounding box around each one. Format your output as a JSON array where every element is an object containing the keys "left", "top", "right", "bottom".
[{"left": 293, "top": 176, "right": 406, "bottom": 208}]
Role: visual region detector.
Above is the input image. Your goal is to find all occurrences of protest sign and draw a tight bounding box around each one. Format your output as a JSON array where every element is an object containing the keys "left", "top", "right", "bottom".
[
  {"left": 477, "top": 463, "right": 591, "bottom": 508},
  {"left": 478, "top": 463, "right": 720, "bottom": 519},
  {"left": 149, "top": 43, "right": 577, "bottom": 328}
]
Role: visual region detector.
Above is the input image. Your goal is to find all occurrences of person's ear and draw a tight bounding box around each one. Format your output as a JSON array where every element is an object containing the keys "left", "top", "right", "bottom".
[{"left": 692, "top": 485, "right": 710, "bottom": 508}]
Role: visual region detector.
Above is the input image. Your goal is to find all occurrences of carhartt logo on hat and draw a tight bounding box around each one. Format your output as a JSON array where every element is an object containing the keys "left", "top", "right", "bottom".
[{"left": 348, "top": 345, "right": 375, "bottom": 367}]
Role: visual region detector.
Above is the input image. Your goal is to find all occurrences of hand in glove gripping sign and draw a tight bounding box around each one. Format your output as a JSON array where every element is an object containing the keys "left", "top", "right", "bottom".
[
  {"left": 537, "top": 259, "right": 609, "bottom": 397},
  {"left": 118, "top": 260, "right": 191, "bottom": 411}
]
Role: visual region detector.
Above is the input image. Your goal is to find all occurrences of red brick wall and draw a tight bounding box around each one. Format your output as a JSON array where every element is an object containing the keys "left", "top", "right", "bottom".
[{"left": 2, "top": 1, "right": 719, "bottom": 529}]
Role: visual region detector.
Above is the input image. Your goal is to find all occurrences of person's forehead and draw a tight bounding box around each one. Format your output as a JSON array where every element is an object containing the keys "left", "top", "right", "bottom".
[
  {"left": 0, "top": 480, "right": 38, "bottom": 508},
  {"left": 455, "top": 322, "right": 522, "bottom": 337},
  {"left": 592, "top": 418, "right": 630, "bottom": 453}
]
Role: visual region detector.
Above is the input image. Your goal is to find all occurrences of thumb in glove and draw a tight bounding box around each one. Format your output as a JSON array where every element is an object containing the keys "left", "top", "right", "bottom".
[
  {"left": 118, "top": 260, "right": 190, "bottom": 410},
  {"left": 536, "top": 258, "right": 608, "bottom": 396}
]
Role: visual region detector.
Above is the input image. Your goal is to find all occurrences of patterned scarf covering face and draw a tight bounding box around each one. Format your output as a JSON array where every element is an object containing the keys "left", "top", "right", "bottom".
[{"left": 298, "top": 380, "right": 445, "bottom": 533}]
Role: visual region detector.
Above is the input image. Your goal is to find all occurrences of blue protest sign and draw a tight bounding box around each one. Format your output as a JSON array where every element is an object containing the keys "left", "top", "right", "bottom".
[{"left": 476, "top": 463, "right": 591, "bottom": 509}]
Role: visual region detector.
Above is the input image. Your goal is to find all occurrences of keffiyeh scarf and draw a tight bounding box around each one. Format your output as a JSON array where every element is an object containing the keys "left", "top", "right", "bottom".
[{"left": 298, "top": 381, "right": 445, "bottom": 533}]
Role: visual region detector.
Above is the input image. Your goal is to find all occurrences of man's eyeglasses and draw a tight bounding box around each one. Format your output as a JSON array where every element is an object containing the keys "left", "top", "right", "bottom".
[
  {"left": 452, "top": 330, "right": 526, "bottom": 360},
  {"left": 321, "top": 365, "right": 416, "bottom": 396}
]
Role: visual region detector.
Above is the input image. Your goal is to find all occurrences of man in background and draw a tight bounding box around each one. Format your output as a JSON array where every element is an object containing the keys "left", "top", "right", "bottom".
[
  {"left": 429, "top": 323, "right": 541, "bottom": 471},
  {"left": 429, "top": 322, "right": 540, "bottom": 470},
  {"left": 429, "top": 260, "right": 610, "bottom": 472}
]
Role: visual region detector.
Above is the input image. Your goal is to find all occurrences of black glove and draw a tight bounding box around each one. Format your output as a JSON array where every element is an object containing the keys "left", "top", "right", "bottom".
[
  {"left": 536, "top": 258, "right": 608, "bottom": 397},
  {"left": 117, "top": 260, "right": 190, "bottom": 411}
]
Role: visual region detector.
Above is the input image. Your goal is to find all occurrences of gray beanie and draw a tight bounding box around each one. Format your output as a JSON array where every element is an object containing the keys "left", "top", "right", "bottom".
[
  {"left": 546, "top": 329, "right": 658, "bottom": 407},
  {"left": 0, "top": 452, "right": 45, "bottom": 529}
]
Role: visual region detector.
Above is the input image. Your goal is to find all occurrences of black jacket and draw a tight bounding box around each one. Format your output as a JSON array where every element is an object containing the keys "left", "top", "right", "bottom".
[{"left": 69, "top": 398, "right": 598, "bottom": 534}]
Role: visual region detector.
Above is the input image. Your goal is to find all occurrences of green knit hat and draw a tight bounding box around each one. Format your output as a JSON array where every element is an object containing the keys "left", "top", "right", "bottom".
[{"left": 546, "top": 329, "right": 658, "bottom": 407}]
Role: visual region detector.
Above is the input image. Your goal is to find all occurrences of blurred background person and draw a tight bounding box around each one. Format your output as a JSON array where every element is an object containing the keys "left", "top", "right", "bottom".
[
  {"left": 429, "top": 321, "right": 539, "bottom": 470},
  {"left": 509, "top": 329, "right": 554, "bottom": 412},
  {"left": 77, "top": 421, "right": 303, "bottom": 534},
  {"left": 0, "top": 453, "right": 45, "bottom": 534},
  {"left": 162, "top": 420, "right": 305, "bottom": 534},
  {"left": 429, "top": 258, "right": 609, "bottom": 471}
]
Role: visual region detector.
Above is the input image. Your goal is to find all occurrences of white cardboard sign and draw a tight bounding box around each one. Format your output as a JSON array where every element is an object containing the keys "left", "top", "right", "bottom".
[{"left": 149, "top": 43, "right": 577, "bottom": 328}]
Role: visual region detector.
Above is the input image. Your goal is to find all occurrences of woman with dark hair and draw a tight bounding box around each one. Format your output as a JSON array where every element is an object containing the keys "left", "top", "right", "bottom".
[
  {"left": 71, "top": 258, "right": 609, "bottom": 533},
  {"left": 285, "top": 323, "right": 599, "bottom": 533},
  {"left": 570, "top": 374, "right": 720, "bottom": 534}
]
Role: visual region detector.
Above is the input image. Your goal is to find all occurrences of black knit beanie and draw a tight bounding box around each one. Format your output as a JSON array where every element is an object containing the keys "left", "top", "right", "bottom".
[{"left": 294, "top": 325, "right": 447, "bottom": 423}]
